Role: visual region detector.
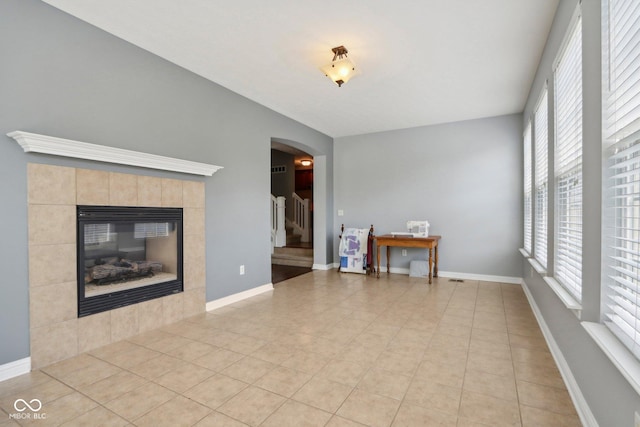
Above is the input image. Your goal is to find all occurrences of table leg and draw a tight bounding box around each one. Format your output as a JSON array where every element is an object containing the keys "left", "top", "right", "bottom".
[
  {"left": 434, "top": 244, "right": 439, "bottom": 278},
  {"left": 376, "top": 245, "right": 381, "bottom": 278},
  {"left": 386, "top": 246, "right": 390, "bottom": 275},
  {"left": 428, "top": 247, "right": 433, "bottom": 284}
]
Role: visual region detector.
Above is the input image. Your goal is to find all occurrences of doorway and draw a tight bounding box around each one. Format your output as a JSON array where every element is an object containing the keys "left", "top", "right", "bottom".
[{"left": 270, "top": 142, "right": 314, "bottom": 283}]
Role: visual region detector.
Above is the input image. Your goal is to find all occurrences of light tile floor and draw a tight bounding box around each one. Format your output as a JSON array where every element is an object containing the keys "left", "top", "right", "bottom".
[{"left": 0, "top": 271, "right": 581, "bottom": 426}]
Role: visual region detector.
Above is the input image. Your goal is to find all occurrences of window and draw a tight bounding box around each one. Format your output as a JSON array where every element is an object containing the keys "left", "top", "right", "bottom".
[
  {"left": 554, "top": 15, "right": 583, "bottom": 302},
  {"left": 134, "top": 222, "right": 170, "bottom": 239},
  {"left": 84, "top": 223, "right": 113, "bottom": 245},
  {"left": 524, "top": 122, "right": 533, "bottom": 255},
  {"left": 602, "top": 0, "right": 640, "bottom": 358},
  {"left": 534, "top": 90, "right": 549, "bottom": 268}
]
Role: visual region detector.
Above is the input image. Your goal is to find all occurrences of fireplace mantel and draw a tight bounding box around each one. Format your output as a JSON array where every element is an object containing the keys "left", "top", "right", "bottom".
[{"left": 7, "top": 131, "right": 223, "bottom": 176}]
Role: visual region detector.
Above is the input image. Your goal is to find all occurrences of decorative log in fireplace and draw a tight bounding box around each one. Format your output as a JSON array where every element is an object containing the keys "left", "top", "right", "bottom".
[
  {"left": 85, "top": 258, "right": 163, "bottom": 285},
  {"left": 77, "top": 206, "right": 183, "bottom": 317}
]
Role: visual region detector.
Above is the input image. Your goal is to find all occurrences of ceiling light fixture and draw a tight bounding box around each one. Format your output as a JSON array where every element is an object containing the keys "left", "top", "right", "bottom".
[
  {"left": 300, "top": 159, "right": 312, "bottom": 167},
  {"left": 320, "top": 45, "right": 359, "bottom": 87}
]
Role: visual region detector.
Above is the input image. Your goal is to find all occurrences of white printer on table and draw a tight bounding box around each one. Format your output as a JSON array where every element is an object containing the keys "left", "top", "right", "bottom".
[{"left": 390, "top": 220, "right": 430, "bottom": 238}]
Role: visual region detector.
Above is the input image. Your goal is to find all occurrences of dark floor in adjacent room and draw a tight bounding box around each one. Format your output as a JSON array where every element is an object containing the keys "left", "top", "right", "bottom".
[{"left": 271, "top": 264, "right": 312, "bottom": 284}]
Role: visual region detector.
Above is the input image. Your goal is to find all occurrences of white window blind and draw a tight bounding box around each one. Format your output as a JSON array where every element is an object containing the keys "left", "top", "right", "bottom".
[
  {"left": 84, "top": 223, "right": 113, "bottom": 245},
  {"left": 535, "top": 90, "right": 549, "bottom": 268},
  {"left": 603, "top": 0, "right": 640, "bottom": 358},
  {"left": 554, "top": 15, "right": 583, "bottom": 301},
  {"left": 134, "top": 222, "right": 170, "bottom": 239},
  {"left": 524, "top": 122, "right": 533, "bottom": 254}
]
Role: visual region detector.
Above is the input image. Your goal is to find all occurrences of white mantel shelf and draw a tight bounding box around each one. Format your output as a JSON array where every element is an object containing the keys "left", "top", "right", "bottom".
[{"left": 7, "top": 131, "right": 223, "bottom": 176}]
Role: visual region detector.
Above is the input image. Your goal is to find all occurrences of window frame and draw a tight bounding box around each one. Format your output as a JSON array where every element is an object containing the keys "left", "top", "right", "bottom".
[
  {"left": 553, "top": 12, "right": 584, "bottom": 303},
  {"left": 523, "top": 122, "right": 533, "bottom": 256},
  {"left": 534, "top": 89, "right": 550, "bottom": 270},
  {"left": 601, "top": 0, "right": 640, "bottom": 360}
]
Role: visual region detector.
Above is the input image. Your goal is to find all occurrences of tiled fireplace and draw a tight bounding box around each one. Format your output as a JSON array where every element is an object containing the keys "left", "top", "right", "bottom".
[{"left": 27, "top": 163, "right": 206, "bottom": 369}]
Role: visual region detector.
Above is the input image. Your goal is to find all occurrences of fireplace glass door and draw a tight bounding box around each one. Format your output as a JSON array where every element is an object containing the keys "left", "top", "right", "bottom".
[{"left": 77, "top": 206, "right": 183, "bottom": 317}]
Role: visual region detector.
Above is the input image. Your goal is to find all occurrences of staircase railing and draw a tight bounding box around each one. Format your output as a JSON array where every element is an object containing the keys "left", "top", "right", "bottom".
[
  {"left": 292, "top": 192, "right": 311, "bottom": 243},
  {"left": 271, "top": 195, "right": 286, "bottom": 250}
]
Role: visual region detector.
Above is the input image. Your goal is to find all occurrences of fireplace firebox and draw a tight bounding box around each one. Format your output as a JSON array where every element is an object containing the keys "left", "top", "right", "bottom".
[{"left": 77, "top": 206, "right": 183, "bottom": 317}]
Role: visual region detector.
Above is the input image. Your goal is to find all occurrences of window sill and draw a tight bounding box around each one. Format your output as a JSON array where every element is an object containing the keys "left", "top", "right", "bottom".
[
  {"left": 543, "top": 276, "right": 582, "bottom": 313},
  {"left": 528, "top": 258, "right": 547, "bottom": 275},
  {"left": 582, "top": 322, "right": 640, "bottom": 396},
  {"left": 519, "top": 248, "right": 531, "bottom": 258}
]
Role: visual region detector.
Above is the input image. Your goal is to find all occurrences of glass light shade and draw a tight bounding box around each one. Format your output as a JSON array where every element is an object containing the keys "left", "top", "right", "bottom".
[{"left": 320, "top": 56, "right": 359, "bottom": 86}]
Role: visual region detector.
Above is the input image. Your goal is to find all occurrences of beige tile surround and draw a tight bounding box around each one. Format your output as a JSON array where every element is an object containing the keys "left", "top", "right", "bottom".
[{"left": 27, "top": 163, "right": 206, "bottom": 369}]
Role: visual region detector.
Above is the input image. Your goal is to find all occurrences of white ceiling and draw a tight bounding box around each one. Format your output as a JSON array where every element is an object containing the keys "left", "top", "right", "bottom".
[{"left": 42, "top": 0, "right": 559, "bottom": 138}]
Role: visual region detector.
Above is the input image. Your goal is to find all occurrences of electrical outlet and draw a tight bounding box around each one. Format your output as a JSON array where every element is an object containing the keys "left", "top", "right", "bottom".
[
  {"left": 402, "top": 249, "right": 407, "bottom": 256},
  {"left": 240, "top": 265, "right": 245, "bottom": 275},
  {"left": 338, "top": 210, "right": 344, "bottom": 216}
]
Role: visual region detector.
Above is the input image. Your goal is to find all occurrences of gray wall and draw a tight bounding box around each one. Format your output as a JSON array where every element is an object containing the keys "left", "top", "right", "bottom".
[
  {"left": 334, "top": 114, "right": 522, "bottom": 278},
  {"left": 0, "top": 0, "right": 333, "bottom": 365},
  {"left": 522, "top": 0, "right": 640, "bottom": 425}
]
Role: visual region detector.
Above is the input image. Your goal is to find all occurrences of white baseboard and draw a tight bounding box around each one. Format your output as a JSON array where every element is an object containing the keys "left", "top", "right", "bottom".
[
  {"left": 375, "top": 266, "right": 521, "bottom": 284},
  {"left": 312, "top": 263, "right": 338, "bottom": 270},
  {"left": 0, "top": 357, "right": 31, "bottom": 383},
  {"left": 393, "top": 267, "right": 410, "bottom": 275},
  {"left": 438, "top": 270, "right": 522, "bottom": 284},
  {"left": 520, "top": 280, "right": 598, "bottom": 427},
  {"left": 206, "top": 283, "right": 273, "bottom": 312}
]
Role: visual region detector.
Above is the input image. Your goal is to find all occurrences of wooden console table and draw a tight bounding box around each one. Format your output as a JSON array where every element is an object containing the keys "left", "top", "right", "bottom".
[{"left": 375, "top": 234, "right": 441, "bottom": 284}]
